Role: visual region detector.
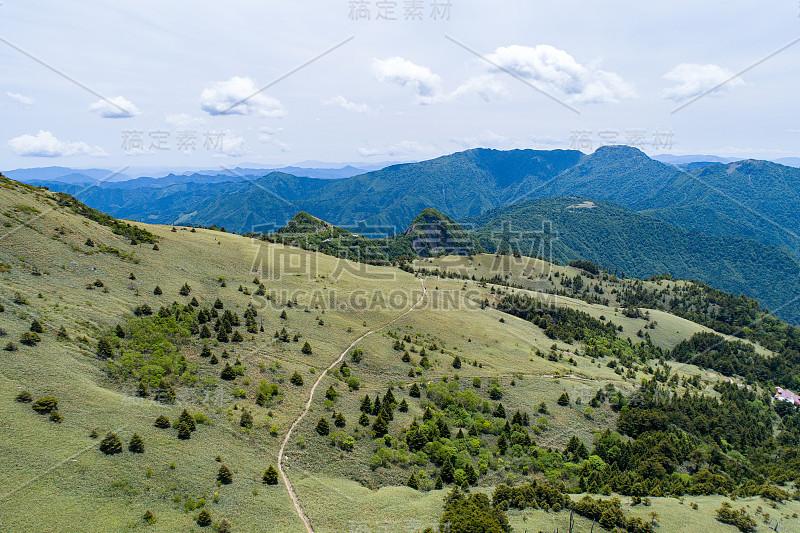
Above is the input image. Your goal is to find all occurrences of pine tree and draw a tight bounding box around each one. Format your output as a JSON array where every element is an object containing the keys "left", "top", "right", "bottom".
[
  {"left": 263, "top": 465, "right": 279, "bottom": 485},
  {"left": 29, "top": 319, "right": 44, "bottom": 333},
  {"left": 407, "top": 473, "right": 420, "bottom": 490},
  {"left": 409, "top": 383, "right": 420, "bottom": 397},
  {"left": 240, "top": 409, "right": 253, "bottom": 428},
  {"left": 217, "top": 464, "right": 233, "bottom": 484},
  {"left": 217, "top": 329, "right": 229, "bottom": 343},
  {"left": 334, "top": 412, "right": 346, "bottom": 428},
  {"left": 402, "top": 351, "right": 411, "bottom": 362},
  {"left": 465, "top": 462, "right": 478, "bottom": 485},
  {"left": 360, "top": 395, "right": 372, "bottom": 413},
  {"left": 153, "top": 285, "right": 162, "bottom": 295},
  {"left": 213, "top": 298, "right": 223, "bottom": 309},
  {"left": 196, "top": 509, "right": 212, "bottom": 526},
  {"left": 201, "top": 344, "right": 212, "bottom": 357},
  {"left": 399, "top": 398, "right": 409, "bottom": 412},
  {"left": 179, "top": 283, "right": 191, "bottom": 296},
  {"left": 179, "top": 409, "right": 196, "bottom": 431},
  {"left": 280, "top": 310, "right": 287, "bottom": 319},
  {"left": 221, "top": 363, "right": 236, "bottom": 380},
  {"left": 301, "top": 341, "right": 312, "bottom": 355},
  {"left": 435, "top": 476, "right": 443, "bottom": 490},
  {"left": 498, "top": 433, "right": 508, "bottom": 455},
  {"left": 231, "top": 330, "right": 243, "bottom": 342},
  {"left": 494, "top": 403, "right": 506, "bottom": 419},
  {"left": 441, "top": 457, "right": 455, "bottom": 483},
  {"left": 316, "top": 417, "right": 330, "bottom": 436},
  {"left": 557, "top": 392, "right": 570, "bottom": 406},
  {"left": 512, "top": 411, "right": 523, "bottom": 426},
  {"left": 129, "top": 433, "right": 145, "bottom": 453},
  {"left": 177, "top": 422, "right": 191, "bottom": 440},
  {"left": 371, "top": 414, "right": 388, "bottom": 437},
  {"left": 99, "top": 432, "right": 123, "bottom": 455},
  {"left": 154, "top": 414, "right": 170, "bottom": 428},
  {"left": 359, "top": 412, "right": 370, "bottom": 426},
  {"left": 326, "top": 386, "right": 338, "bottom": 401},
  {"left": 290, "top": 372, "right": 304, "bottom": 386},
  {"left": 452, "top": 355, "right": 461, "bottom": 369},
  {"left": 200, "top": 325, "right": 211, "bottom": 338},
  {"left": 97, "top": 338, "right": 114, "bottom": 359}
]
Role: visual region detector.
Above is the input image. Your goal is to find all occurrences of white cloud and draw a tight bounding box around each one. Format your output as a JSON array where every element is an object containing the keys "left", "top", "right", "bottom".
[
  {"left": 207, "top": 130, "right": 249, "bottom": 157},
  {"left": 8, "top": 130, "right": 108, "bottom": 157},
  {"left": 257, "top": 127, "right": 290, "bottom": 152},
  {"left": 372, "top": 57, "right": 443, "bottom": 104},
  {"left": 484, "top": 44, "right": 636, "bottom": 104},
  {"left": 165, "top": 113, "right": 206, "bottom": 128},
  {"left": 661, "top": 63, "right": 744, "bottom": 102},
  {"left": 7, "top": 92, "right": 35, "bottom": 106},
  {"left": 372, "top": 57, "right": 507, "bottom": 105},
  {"left": 88, "top": 96, "right": 140, "bottom": 118},
  {"left": 200, "top": 76, "right": 286, "bottom": 117},
  {"left": 450, "top": 75, "right": 507, "bottom": 102},
  {"left": 322, "top": 95, "right": 372, "bottom": 114},
  {"left": 358, "top": 140, "right": 434, "bottom": 158}
]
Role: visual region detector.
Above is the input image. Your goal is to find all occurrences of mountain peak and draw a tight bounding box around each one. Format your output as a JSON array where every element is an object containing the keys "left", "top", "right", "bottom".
[
  {"left": 277, "top": 211, "right": 347, "bottom": 235},
  {"left": 403, "top": 208, "right": 477, "bottom": 256}
]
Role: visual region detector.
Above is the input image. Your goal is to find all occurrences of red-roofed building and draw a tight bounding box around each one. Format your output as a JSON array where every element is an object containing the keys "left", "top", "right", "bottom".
[{"left": 775, "top": 387, "right": 800, "bottom": 407}]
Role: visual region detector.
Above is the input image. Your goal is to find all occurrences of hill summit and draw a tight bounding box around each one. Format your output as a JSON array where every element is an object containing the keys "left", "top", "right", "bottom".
[
  {"left": 277, "top": 211, "right": 349, "bottom": 236},
  {"left": 402, "top": 208, "right": 478, "bottom": 257}
]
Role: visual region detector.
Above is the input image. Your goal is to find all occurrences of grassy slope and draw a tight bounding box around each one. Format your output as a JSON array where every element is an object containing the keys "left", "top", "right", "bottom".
[{"left": 0, "top": 179, "right": 795, "bottom": 533}]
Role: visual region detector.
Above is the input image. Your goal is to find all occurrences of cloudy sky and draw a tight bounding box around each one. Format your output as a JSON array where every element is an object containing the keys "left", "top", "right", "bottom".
[{"left": 2, "top": 0, "right": 799, "bottom": 170}]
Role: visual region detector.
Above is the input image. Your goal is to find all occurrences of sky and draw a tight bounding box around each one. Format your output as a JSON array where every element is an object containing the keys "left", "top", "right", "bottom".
[{"left": 1, "top": 0, "right": 799, "bottom": 171}]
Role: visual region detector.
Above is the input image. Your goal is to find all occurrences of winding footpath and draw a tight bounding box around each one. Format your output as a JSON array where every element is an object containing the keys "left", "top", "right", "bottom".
[{"left": 277, "top": 279, "right": 427, "bottom": 533}]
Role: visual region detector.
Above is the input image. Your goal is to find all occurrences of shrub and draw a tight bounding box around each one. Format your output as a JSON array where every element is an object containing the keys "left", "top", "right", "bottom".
[
  {"left": 49, "top": 410, "right": 63, "bottom": 423},
  {"left": 129, "top": 433, "right": 145, "bottom": 453},
  {"left": 196, "top": 509, "right": 212, "bottom": 526},
  {"left": 154, "top": 414, "right": 170, "bottom": 428},
  {"left": 557, "top": 392, "right": 570, "bottom": 406},
  {"left": 15, "top": 391, "right": 32, "bottom": 403},
  {"left": 263, "top": 465, "right": 279, "bottom": 485},
  {"left": 715, "top": 502, "right": 756, "bottom": 532},
  {"left": 4, "top": 342, "right": 17, "bottom": 351},
  {"left": 334, "top": 412, "right": 346, "bottom": 428},
  {"left": 220, "top": 363, "right": 236, "bottom": 380},
  {"left": 179, "top": 409, "right": 197, "bottom": 431},
  {"left": 177, "top": 422, "right": 192, "bottom": 440},
  {"left": 99, "top": 432, "right": 123, "bottom": 455},
  {"left": 31, "top": 396, "right": 58, "bottom": 413},
  {"left": 290, "top": 372, "right": 304, "bottom": 386},
  {"left": 20, "top": 332, "right": 41, "bottom": 346},
  {"left": 351, "top": 347, "right": 363, "bottom": 363},
  {"left": 217, "top": 464, "right": 233, "bottom": 484},
  {"left": 96, "top": 338, "right": 114, "bottom": 359},
  {"left": 240, "top": 409, "right": 253, "bottom": 428},
  {"left": 142, "top": 510, "right": 155, "bottom": 524},
  {"left": 133, "top": 304, "right": 153, "bottom": 316}
]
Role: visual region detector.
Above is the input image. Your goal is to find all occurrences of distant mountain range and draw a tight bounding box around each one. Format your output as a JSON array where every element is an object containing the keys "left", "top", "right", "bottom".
[{"left": 8, "top": 145, "right": 800, "bottom": 321}]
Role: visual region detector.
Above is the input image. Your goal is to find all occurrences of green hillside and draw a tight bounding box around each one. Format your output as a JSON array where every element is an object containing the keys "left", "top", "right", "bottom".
[
  {"left": 469, "top": 197, "right": 800, "bottom": 323},
  {"left": 7, "top": 177, "right": 800, "bottom": 533}
]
